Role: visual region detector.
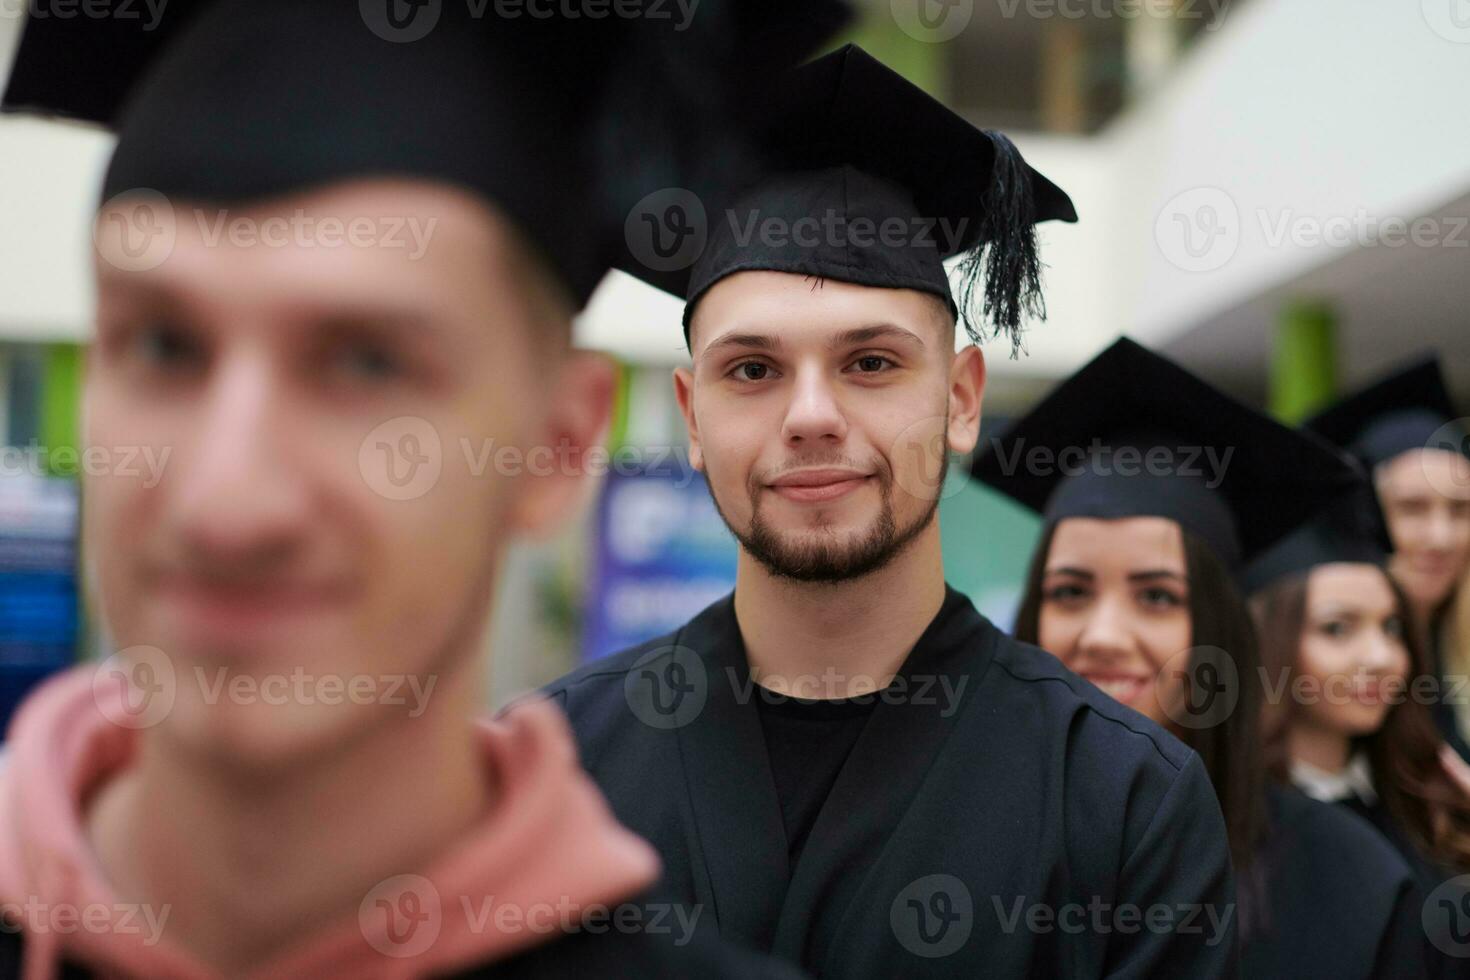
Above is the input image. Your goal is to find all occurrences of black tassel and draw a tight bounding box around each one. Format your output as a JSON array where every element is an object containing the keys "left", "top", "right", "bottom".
[{"left": 954, "top": 130, "right": 1047, "bottom": 358}]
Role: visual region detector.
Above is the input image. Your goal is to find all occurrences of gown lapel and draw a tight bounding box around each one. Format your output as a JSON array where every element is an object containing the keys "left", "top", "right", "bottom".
[{"left": 672, "top": 596, "right": 792, "bottom": 948}]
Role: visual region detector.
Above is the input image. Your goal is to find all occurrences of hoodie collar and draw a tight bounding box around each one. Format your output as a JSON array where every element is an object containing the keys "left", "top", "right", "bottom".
[{"left": 0, "top": 668, "right": 658, "bottom": 980}]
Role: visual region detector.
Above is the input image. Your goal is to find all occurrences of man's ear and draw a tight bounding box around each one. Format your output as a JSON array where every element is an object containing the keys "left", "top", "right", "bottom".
[
  {"left": 947, "top": 344, "right": 986, "bottom": 456},
  {"left": 672, "top": 366, "right": 703, "bottom": 472},
  {"left": 507, "top": 351, "right": 617, "bottom": 537}
]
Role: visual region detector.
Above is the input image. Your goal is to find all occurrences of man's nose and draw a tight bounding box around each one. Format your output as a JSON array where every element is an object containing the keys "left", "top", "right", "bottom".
[
  {"left": 168, "top": 351, "right": 311, "bottom": 562},
  {"left": 781, "top": 365, "right": 847, "bottom": 446}
]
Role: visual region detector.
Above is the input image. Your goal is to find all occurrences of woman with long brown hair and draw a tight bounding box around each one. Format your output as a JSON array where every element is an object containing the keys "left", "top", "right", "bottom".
[
  {"left": 975, "top": 338, "right": 1427, "bottom": 978},
  {"left": 1247, "top": 482, "right": 1470, "bottom": 968}
]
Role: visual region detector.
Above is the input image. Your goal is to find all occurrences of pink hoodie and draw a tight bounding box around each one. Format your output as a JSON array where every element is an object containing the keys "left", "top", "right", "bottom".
[{"left": 0, "top": 669, "right": 661, "bottom": 980}]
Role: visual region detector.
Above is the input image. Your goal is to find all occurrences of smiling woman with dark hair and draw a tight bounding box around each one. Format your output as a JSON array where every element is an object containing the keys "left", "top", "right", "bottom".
[
  {"left": 1014, "top": 519, "right": 1265, "bottom": 882},
  {"left": 980, "top": 337, "right": 1429, "bottom": 979},
  {"left": 1246, "top": 483, "right": 1470, "bottom": 974}
]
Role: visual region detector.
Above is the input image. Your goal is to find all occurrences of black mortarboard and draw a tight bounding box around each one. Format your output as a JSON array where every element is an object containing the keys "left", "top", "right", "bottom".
[
  {"left": 1241, "top": 482, "right": 1393, "bottom": 595},
  {"left": 1, "top": 0, "right": 848, "bottom": 306},
  {"left": 615, "top": 43, "right": 1077, "bottom": 351},
  {"left": 1304, "top": 355, "right": 1469, "bottom": 469},
  {"left": 970, "top": 338, "right": 1364, "bottom": 574}
]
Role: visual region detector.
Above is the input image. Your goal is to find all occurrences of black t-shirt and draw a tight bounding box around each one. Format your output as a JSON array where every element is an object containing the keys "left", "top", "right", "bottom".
[{"left": 754, "top": 690, "right": 878, "bottom": 868}]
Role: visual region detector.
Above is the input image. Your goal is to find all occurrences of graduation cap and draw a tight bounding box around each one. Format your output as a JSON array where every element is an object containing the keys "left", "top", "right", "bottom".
[
  {"left": 616, "top": 43, "right": 1077, "bottom": 352},
  {"left": 970, "top": 337, "right": 1364, "bottom": 574},
  {"left": 1241, "top": 483, "right": 1394, "bottom": 595},
  {"left": 1, "top": 0, "right": 848, "bottom": 306},
  {"left": 1304, "top": 355, "right": 1469, "bottom": 469}
]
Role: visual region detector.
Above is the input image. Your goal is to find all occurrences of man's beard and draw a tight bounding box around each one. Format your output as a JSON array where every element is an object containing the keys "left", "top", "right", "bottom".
[{"left": 707, "top": 451, "right": 948, "bottom": 584}]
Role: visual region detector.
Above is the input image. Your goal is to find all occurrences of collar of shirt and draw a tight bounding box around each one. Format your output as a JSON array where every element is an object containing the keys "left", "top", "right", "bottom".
[{"left": 1291, "top": 752, "right": 1378, "bottom": 805}]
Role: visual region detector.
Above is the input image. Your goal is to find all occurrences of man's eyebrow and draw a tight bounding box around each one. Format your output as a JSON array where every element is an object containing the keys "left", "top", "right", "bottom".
[
  {"left": 700, "top": 332, "right": 781, "bottom": 364},
  {"left": 94, "top": 270, "right": 192, "bottom": 321},
  {"left": 311, "top": 309, "right": 446, "bottom": 340},
  {"left": 299, "top": 306, "right": 468, "bottom": 358},
  {"left": 699, "top": 323, "right": 928, "bottom": 365},
  {"left": 95, "top": 263, "right": 171, "bottom": 296},
  {"left": 96, "top": 272, "right": 452, "bottom": 343},
  {"left": 829, "top": 323, "right": 926, "bottom": 351}
]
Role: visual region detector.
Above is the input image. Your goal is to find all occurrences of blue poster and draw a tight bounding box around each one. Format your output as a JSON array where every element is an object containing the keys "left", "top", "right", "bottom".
[
  {"left": 581, "top": 465, "right": 738, "bottom": 662},
  {"left": 0, "top": 476, "right": 79, "bottom": 733}
]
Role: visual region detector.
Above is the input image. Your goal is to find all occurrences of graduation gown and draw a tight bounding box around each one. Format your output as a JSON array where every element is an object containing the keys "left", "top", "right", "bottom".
[
  {"left": 1291, "top": 771, "right": 1470, "bottom": 980},
  {"left": 1242, "top": 785, "right": 1427, "bottom": 979},
  {"left": 1344, "top": 797, "right": 1470, "bottom": 980},
  {"left": 1343, "top": 795, "right": 1457, "bottom": 893},
  {"left": 542, "top": 586, "right": 1238, "bottom": 978}
]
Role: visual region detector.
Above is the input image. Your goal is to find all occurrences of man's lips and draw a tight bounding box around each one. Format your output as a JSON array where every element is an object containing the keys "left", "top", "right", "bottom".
[
  {"left": 767, "top": 469, "right": 873, "bottom": 503},
  {"left": 153, "top": 574, "right": 349, "bottom": 634}
]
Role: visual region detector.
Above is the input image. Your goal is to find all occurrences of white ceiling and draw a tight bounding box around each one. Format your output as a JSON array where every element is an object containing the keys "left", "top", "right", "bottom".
[{"left": 1164, "top": 187, "right": 1470, "bottom": 406}]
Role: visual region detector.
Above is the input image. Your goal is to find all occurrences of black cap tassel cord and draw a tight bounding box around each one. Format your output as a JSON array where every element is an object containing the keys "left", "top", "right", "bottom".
[{"left": 955, "top": 131, "right": 1045, "bottom": 357}]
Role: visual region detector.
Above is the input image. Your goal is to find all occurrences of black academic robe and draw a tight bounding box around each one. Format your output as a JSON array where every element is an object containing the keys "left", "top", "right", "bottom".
[
  {"left": 0, "top": 892, "right": 807, "bottom": 979},
  {"left": 1336, "top": 794, "right": 1470, "bottom": 980},
  {"left": 1242, "top": 785, "right": 1427, "bottom": 979},
  {"left": 542, "top": 586, "right": 1239, "bottom": 978},
  {"left": 1342, "top": 794, "right": 1455, "bottom": 894}
]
